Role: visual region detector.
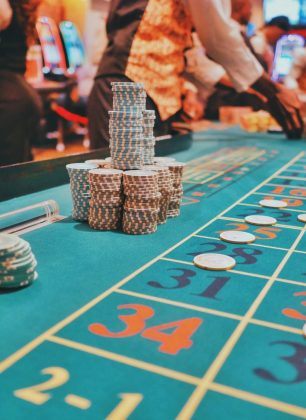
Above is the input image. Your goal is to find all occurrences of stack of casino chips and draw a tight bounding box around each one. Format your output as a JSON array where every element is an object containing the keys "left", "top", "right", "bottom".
[
  {"left": 0, "top": 234, "right": 38, "bottom": 289},
  {"left": 161, "top": 162, "right": 186, "bottom": 218},
  {"left": 66, "top": 163, "right": 99, "bottom": 221},
  {"left": 109, "top": 82, "right": 146, "bottom": 170},
  {"left": 122, "top": 170, "right": 160, "bottom": 234},
  {"left": 143, "top": 110, "right": 156, "bottom": 165},
  {"left": 88, "top": 169, "right": 123, "bottom": 230},
  {"left": 142, "top": 165, "right": 173, "bottom": 224}
]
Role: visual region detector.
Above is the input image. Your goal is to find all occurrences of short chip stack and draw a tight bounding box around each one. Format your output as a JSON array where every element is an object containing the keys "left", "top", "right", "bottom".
[
  {"left": 142, "top": 165, "right": 173, "bottom": 224},
  {"left": 0, "top": 234, "right": 38, "bottom": 289},
  {"left": 143, "top": 110, "right": 156, "bottom": 165},
  {"left": 161, "top": 162, "right": 185, "bottom": 218},
  {"left": 88, "top": 169, "right": 123, "bottom": 230},
  {"left": 109, "top": 82, "right": 147, "bottom": 170},
  {"left": 123, "top": 170, "right": 160, "bottom": 234},
  {"left": 66, "top": 163, "right": 99, "bottom": 221}
]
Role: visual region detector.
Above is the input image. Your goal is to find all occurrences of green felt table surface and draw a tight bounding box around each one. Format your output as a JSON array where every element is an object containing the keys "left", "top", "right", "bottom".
[{"left": 0, "top": 127, "right": 305, "bottom": 419}]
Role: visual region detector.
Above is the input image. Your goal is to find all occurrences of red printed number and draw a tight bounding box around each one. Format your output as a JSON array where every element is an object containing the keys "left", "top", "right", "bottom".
[
  {"left": 282, "top": 292, "right": 306, "bottom": 321},
  {"left": 89, "top": 304, "right": 203, "bottom": 355},
  {"left": 142, "top": 318, "right": 203, "bottom": 355}
]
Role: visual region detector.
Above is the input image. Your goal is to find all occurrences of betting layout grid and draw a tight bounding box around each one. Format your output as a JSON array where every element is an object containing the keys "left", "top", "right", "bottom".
[
  {"left": 182, "top": 146, "right": 280, "bottom": 202},
  {"left": 1, "top": 152, "right": 305, "bottom": 419},
  {"left": 66, "top": 82, "right": 186, "bottom": 234}
]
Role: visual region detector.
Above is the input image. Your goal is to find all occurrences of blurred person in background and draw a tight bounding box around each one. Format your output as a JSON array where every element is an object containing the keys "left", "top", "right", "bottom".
[
  {"left": 285, "top": 47, "right": 306, "bottom": 92},
  {"left": 0, "top": 0, "right": 42, "bottom": 166},
  {"left": 251, "top": 16, "right": 290, "bottom": 74}
]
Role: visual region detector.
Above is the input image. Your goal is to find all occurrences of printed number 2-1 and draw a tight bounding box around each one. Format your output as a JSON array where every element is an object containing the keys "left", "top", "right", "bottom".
[
  {"left": 14, "top": 367, "right": 69, "bottom": 405},
  {"left": 14, "top": 366, "right": 143, "bottom": 416}
]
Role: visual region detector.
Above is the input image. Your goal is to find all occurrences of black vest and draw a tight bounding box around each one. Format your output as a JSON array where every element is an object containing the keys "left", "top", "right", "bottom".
[
  {"left": 0, "top": 12, "right": 27, "bottom": 74},
  {"left": 96, "top": 0, "right": 148, "bottom": 77}
]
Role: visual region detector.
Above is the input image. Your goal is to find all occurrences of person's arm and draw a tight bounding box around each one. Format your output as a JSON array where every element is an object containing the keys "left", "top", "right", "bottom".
[
  {"left": 186, "top": 0, "right": 263, "bottom": 91},
  {"left": 185, "top": 33, "right": 227, "bottom": 91},
  {"left": 0, "top": 0, "right": 12, "bottom": 31}
]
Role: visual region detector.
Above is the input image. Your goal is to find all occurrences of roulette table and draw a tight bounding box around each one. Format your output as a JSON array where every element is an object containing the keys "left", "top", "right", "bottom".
[{"left": 0, "top": 126, "right": 305, "bottom": 419}]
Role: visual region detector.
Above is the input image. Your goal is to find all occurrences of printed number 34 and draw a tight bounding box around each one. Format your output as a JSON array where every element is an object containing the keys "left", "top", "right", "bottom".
[{"left": 89, "top": 303, "right": 203, "bottom": 355}]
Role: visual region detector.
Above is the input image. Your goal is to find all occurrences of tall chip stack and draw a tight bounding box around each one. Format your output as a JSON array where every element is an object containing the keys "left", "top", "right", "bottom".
[
  {"left": 143, "top": 110, "right": 156, "bottom": 165},
  {"left": 109, "top": 82, "right": 147, "bottom": 170},
  {"left": 88, "top": 169, "right": 123, "bottom": 231},
  {"left": 68, "top": 83, "right": 185, "bottom": 235},
  {"left": 142, "top": 165, "right": 173, "bottom": 224},
  {"left": 66, "top": 163, "right": 99, "bottom": 221},
  {"left": 122, "top": 170, "right": 160, "bottom": 234},
  {"left": 161, "top": 162, "right": 186, "bottom": 218}
]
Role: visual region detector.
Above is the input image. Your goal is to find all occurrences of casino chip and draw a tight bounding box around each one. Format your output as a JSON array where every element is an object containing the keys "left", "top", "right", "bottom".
[
  {"left": 259, "top": 199, "right": 287, "bottom": 209},
  {"left": 85, "top": 159, "right": 111, "bottom": 168},
  {"left": 220, "top": 230, "right": 256, "bottom": 244},
  {"left": 297, "top": 214, "right": 306, "bottom": 223},
  {"left": 245, "top": 215, "right": 277, "bottom": 226},
  {"left": 0, "top": 234, "right": 38, "bottom": 289},
  {"left": 193, "top": 253, "right": 236, "bottom": 271}
]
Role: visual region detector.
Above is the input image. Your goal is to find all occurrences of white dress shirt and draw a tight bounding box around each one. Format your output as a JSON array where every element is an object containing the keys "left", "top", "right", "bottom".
[
  {"left": 185, "top": 0, "right": 263, "bottom": 92},
  {"left": 251, "top": 31, "right": 274, "bottom": 74},
  {"left": 185, "top": 33, "right": 226, "bottom": 93}
]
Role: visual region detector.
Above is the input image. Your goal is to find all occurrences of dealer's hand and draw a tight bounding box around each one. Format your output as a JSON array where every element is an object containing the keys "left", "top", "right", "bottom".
[{"left": 252, "top": 75, "right": 303, "bottom": 139}]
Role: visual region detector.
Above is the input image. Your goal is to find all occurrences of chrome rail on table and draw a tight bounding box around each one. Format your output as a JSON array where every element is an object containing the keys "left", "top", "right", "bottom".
[{"left": 0, "top": 200, "right": 65, "bottom": 235}]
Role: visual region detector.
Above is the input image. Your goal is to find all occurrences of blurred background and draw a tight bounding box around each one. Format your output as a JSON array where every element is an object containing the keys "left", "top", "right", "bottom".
[{"left": 9, "top": 0, "right": 306, "bottom": 161}]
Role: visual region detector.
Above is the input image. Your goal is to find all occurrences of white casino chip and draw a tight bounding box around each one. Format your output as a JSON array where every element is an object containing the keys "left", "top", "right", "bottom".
[
  {"left": 245, "top": 215, "right": 277, "bottom": 226},
  {"left": 259, "top": 199, "right": 287, "bottom": 209},
  {"left": 220, "top": 231, "right": 256, "bottom": 244},
  {"left": 193, "top": 253, "right": 236, "bottom": 271},
  {"left": 297, "top": 214, "right": 306, "bottom": 223}
]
